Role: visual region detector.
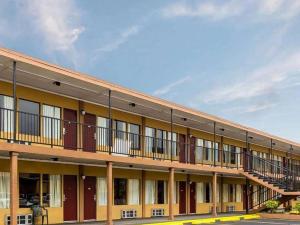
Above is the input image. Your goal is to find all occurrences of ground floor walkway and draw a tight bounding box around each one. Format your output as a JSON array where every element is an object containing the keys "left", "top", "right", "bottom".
[{"left": 76, "top": 213, "right": 244, "bottom": 225}]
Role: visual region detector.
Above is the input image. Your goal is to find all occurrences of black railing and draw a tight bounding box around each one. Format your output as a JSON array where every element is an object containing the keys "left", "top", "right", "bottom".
[
  {"left": 1, "top": 106, "right": 300, "bottom": 189},
  {"left": 251, "top": 186, "right": 281, "bottom": 209},
  {"left": 244, "top": 153, "right": 300, "bottom": 191}
]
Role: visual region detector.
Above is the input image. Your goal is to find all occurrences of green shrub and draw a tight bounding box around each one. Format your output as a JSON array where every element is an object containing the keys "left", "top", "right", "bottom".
[
  {"left": 265, "top": 200, "right": 279, "bottom": 213},
  {"left": 295, "top": 203, "right": 300, "bottom": 213}
]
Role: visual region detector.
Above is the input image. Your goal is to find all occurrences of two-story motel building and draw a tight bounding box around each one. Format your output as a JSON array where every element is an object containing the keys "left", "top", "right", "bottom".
[{"left": 0, "top": 47, "right": 300, "bottom": 225}]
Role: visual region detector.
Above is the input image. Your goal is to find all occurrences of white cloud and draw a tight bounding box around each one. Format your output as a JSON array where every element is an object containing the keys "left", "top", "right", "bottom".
[
  {"left": 204, "top": 52, "right": 300, "bottom": 104},
  {"left": 23, "top": 0, "right": 85, "bottom": 51},
  {"left": 161, "top": 0, "right": 300, "bottom": 21},
  {"left": 153, "top": 76, "right": 191, "bottom": 96},
  {"left": 162, "top": 1, "right": 243, "bottom": 20},
  {"left": 96, "top": 25, "right": 140, "bottom": 52}
]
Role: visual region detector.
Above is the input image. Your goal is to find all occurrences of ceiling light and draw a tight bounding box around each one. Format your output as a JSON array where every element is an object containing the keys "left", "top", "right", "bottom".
[
  {"left": 219, "top": 128, "right": 225, "bottom": 132},
  {"left": 53, "top": 81, "right": 61, "bottom": 86},
  {"left": 181, "top": 118, "right": 187, "bottom": 121},
  {"left": 129, "top": 102, "right": 136, "bottom": 107}
]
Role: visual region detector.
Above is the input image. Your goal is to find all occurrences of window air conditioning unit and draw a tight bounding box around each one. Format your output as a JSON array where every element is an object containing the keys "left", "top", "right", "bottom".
[
  {"left": 226, "top": 205, "right": 235, "bottom": 212},
  {"left": 121, "top": 209, "right": 137, "bottom": 219},
  {"left": 5, "top": 214, "right": 33, "bottom": 225},
  {"left": 152, "top": 208, "right": 165, "bottom": 217}
]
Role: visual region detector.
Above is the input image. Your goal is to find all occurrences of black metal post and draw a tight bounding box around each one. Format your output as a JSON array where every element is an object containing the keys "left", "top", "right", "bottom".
[
  {"left": 170, "top": 108, "right": 173, "bottom": 161},
  {"left": 213, "top": 122, "right": 216, "bottom": 167},
  {"left": 12, "top": 61, "right": 17, "bottom": 142},
  {"left": 108, "top": 89, "right": 112, "bottom": 154},
  {"left": 244, "top": 131, "right": 249, "bottom": 171},
  {"left": 245, "top": 178, "right": 250, "bottom": 214}
]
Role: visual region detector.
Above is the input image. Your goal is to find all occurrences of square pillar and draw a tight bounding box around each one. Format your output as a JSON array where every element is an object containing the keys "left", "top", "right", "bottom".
[
  {"left": 168, "top": 168, "right": 174, "bottom": 220},
  {"left": 212, "top": 172, "right": 217, "bottom": 217},
  {"left": 107, "top": 162, "right": 113, "bottom": 225},
  {"left": 10, "top": 152, "right": 18, "bottom": 225},
  {"left": 141, "top": 170, "right": 146, "bottom": 218},
  {"left": 79, "top": 166, "right": 84, "bottom": 222}
]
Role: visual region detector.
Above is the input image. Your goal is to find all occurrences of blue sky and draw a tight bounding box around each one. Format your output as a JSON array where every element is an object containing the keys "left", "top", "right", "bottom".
[{"left": 1, "top": 0, "right": 300, "bottom": 141}]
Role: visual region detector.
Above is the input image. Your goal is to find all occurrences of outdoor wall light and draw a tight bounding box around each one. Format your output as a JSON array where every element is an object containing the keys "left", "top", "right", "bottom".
[
  {"left": 53, "top": 81, "right": 61, "bottom": 86},
  {"left": 81, "top": 175, "right": 86, "bottom": 180},
  {"left": 80, "top": 109, "right": 86, "bottom": 115}
]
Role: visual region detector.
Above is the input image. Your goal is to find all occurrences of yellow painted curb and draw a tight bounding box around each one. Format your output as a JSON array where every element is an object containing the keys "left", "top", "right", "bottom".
[{"left": 141, "top": 214, "right": 260, "bottom": 225}]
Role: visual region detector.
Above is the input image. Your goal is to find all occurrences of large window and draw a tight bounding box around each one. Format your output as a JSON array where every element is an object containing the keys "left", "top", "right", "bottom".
[
  {"left": 19, "top": 173, "right": 40, "bottom": 208},
  {"left": 115, "top": 121, "right": 126, "bottom": 140},
  {"left": 96, "top": 117, "right": 109, "bottom": 146},
  {"left": 144, "top": 127, "right": 171, "bottom": 154},
  {"left": 156, "top": 129, "right": 167, "bottom": 154},
  {"left": 19, "top": 100, "right": 40, "bottom": 136},
  {"left": 128, "top": 124, "right": 140, "bottom": 150},
  {"left": 114, "top": 178, "right": 127, "bottom": 205},
  {"left": 145, "top": 180, "right": 167, "bottom": 204},
  {"left": 42, "top": 105, "right": 61, "bottom": 140},
  {"left": 0, "top": 95, "right": 13, "bottom": 132},
  {"left": 145, "top": 127, "right": 155, "bottom": 154}
]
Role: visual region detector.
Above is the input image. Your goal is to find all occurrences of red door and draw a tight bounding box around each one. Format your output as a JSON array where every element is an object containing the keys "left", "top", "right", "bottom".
[
  {"left": 179, "top": 134, "right": 186, "bottom": 163},
  {"left": 189, "top": 182, "right": 196, "bottom": 213},
  {"left": 64, "top": 109, "right": 77, "bottom": 150},
  {"left": 64, "top": 175, "right": 77, "bottom": 222},
  {"left": 84, "top": 176, "right": 96, "bottom": 220},
  {"left": 190, "top": 136, "right": 196, "bottom": 164},
  {"left": 179, "top": 181, "right": 186, "bottom": 214},
  {"left": 83, "top": 113, "right": 96, "bottom": 152}
]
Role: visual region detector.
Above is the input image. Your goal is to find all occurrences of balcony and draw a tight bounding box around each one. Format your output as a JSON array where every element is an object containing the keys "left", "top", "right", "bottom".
[{"left": 0, "top": 107, "right": 244, "bottom": 168}]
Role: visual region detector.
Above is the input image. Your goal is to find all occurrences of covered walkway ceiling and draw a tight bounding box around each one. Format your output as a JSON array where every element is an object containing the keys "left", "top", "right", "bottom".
[{"left": 0, "top": 47, "right": 299, "bottom": 155}]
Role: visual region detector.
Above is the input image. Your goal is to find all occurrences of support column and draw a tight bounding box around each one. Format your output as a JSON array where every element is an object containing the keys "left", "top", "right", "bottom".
[
  {"left": 168, "top": 168, "right": 174, "bottom": 220},
  {"left": 213, "top": 122, "right": 216, "bottom": 166},
  {"left": 107, "top": 162, "right": 113, "bottom": 225},
  {"left": 12, "top": 61, "right": 17, "bottom": 142},
  {"left": 108, "top": 90, "right": 112, "bottom": 154},
  {"left": 10, "top": 152, "right": 18, "bottom": 225},
  {"left": 170, "top": 109, "right": 173, "bottom": 161},
  {"left": 141, "top": 170, "right": 146, "bottom": 218},
  {"left": 212, "top": 172, "right": 217, "bottom": 217}
]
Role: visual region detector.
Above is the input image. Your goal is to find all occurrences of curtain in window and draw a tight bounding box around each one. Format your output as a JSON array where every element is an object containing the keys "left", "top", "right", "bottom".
[
  {"left": 223, "top": 145, "right": 229, "bottom": 163},
  {"left": 196, "top": 182, "right": 203, "bottom": 203},
  {"left": 223, "top": 184, "right": 228, "bottom": 202},
  {"left": 97, "top": 117, "right": 109, "bottom": 146},
  {"left": 0, "top": 172, "right": 10, "bottom": 208},
  {"left": 195, "top": 139, "right": 203, "bottom": 163},
  {"left": 173, "top": 181, "right": 177, "bottom": 204},
  {"left": 205, "top": 141, "right": 212, "bottom": 161},
  {"left": 97, "top": 177, "right": 107, "bottom": 205},
  {"left": 145, "top": 180, "right": 155, "bottom": 204},
  {"left": 209, "top": 183, "right": 212, "bottom": 202},
  {"left": 236, "top": 147, "right": 241, "bottom": 166},
  {"left": 236, "top": 184, "right": 242, "bottom": 203},
  {"left": 49, "top": 175, "right": 61, "bottom": 207},
  {"left": 164, "top": 181, "right": 167, "bottom": 204},
  {"left": 42, "top": 105, "right": 61, "bottom": 139},
  {"left": 168, "top": 132, "right": 177, "bottom": 157},
  {"left": 145, "top": 127, "right": 155, "bottom": 154},
  {"left": 216, "top": 183, "right": 220, "bottom": 203},
  {"left": 0, "top": 96, "right": 13, "bottom": 132},
  {"left": 128, "top": 179, "right": 139, "bottom": 205}
]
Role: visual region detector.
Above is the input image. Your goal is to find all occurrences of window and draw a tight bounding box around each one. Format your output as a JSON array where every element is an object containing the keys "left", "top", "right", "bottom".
[
  {"left": 19, "top": 173, "right": 40, "bottom": 208},
  {"left": 168, "top": 132, "right": 177, "bottom": 156},
  {"left": 19, "top": 100, "right": 40, "bottom": 136},
  {"left": 42, "top": 174, "right": 61, "bottom": 208},
  {"left": 145, "top": 180, "right": 155, "bottom": 204},
  {"left": 145, "top": 127, "right": 155, "bottom": 153},
  {"left": 128, "top": 124, "right": 140, "bottom": 150},
  {"left": 115, "top": 121, "right": 126, "bottom": 140},
  {"left": 42, "top": 105, "right": 61, "bottom": 139},
  {"left": 0, "top": 172, "right": 10, "bottom": 208},
  {"left": 229, "top": 184, "right": 236, "bottom": 202},
  {"left": 196, "top": 139, "right": 204, "bottom": 163},
  {"left": 214, "top": 143, "right": 220, "bottom": 162},
  {"left": 223, "top": 144, "right": 229, "bottom": 163},
  {"left": 204, "top": 140, "right": 212, "bottom": 161},
  {"left": 204, "top": 183, "right": 211, "bottom": 203},
  {"left": 0, "top": 95, "right": 13, "bottom": 132},
  {"left": 230, "top": 146, "right": 236, "bottom": 164},
  {"left": 97, "top": 117, "right": 109, "bottom": 146},
  {"left": 157, "top": 180, "right": 165, "bottom": 204},
  {"left": 114, "top": 178, "right": 127, "bottom": 205},
  {"left": 156, "top": 129, "right": 167, "bottom": 154}
]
